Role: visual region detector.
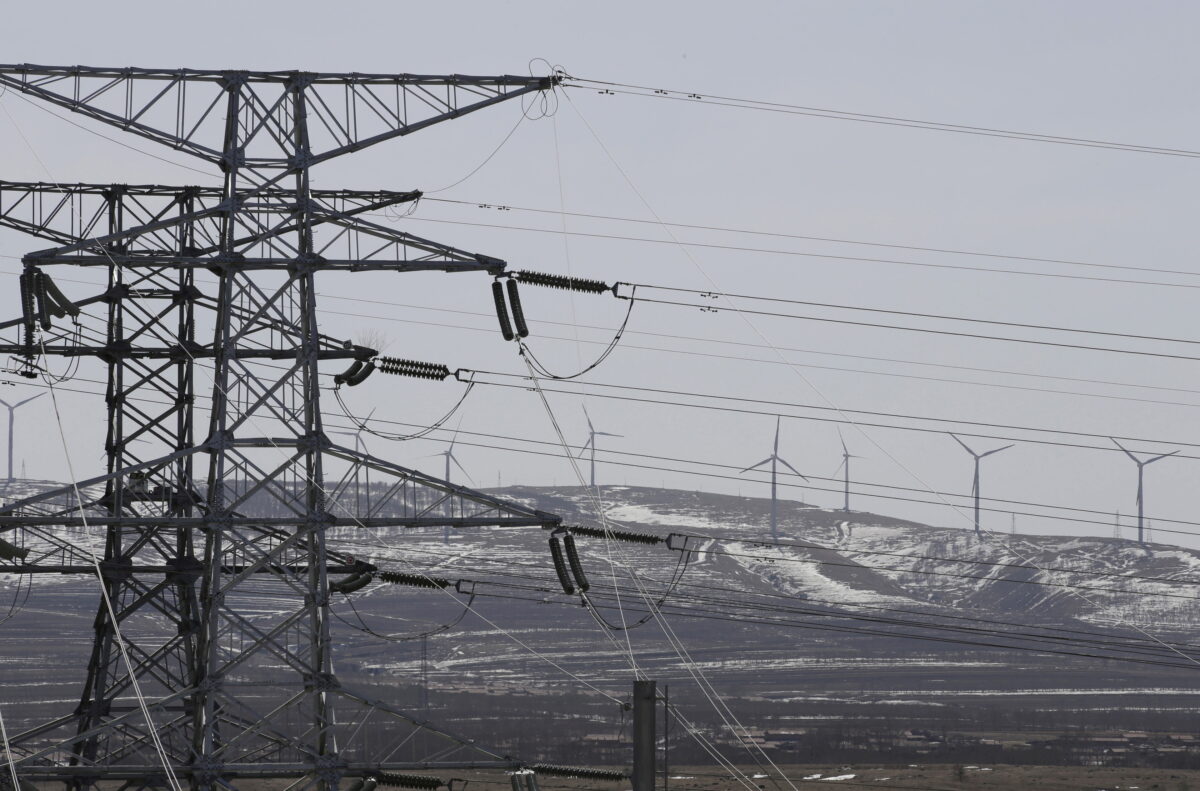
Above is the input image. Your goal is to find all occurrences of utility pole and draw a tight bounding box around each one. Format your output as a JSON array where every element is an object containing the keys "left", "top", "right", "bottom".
[
  {"left": 632, "top": 680, "right": 657, "bottom": 791},
  {"left": 0, "top": 394, "right": 41, "bottom": 482},
  {"left": 1111, "top": 438, "right": 1177, "bottom": 545},
  {"left": 0, "top": 64, "right": 562, "bottom": 791},
  {"left": 948, "top": 433, "right": 1014, "bottom": 536}
]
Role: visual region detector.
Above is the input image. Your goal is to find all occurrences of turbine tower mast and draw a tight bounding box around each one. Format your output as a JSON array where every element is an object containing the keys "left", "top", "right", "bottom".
[
  {"left": 948, "top": 433, "right": 1014, "bottom": 536},
  {"left": 434, "top": 423, "right": 473, "bottom": 544},
  {"left": 1111, "top": 438, "right": 1178, "bottom": 544},
  {"left": 0, "top": 64, "right": 562, "bottom": 791},
  {"left": 741, "top": 416, "right": 807, "bottom": 541},
  {"left": 0, "top": 392, "right": 42, "bottom": 482},
  {"left": 578, "top": 405, "right": 621, "bottom": 489},
  {"left": 833, "top": 428, "right": 860, "bottom": 513}
]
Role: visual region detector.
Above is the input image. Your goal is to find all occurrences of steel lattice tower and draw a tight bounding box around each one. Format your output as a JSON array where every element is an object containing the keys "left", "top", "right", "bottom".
[{"left": 0, "top": 65, "right": 561, "bottom": 791}]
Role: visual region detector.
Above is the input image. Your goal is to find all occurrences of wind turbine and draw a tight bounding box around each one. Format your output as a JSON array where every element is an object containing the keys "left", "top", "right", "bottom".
[
  {"left": 0, "top": 393, "right": 43, "bottom": 482},
  {"left": 578, "top": 405, "right": 621, "bottom": 489},
  {"left": 741, "top": 416, "right": 807, "bottom": 542},
  {"left": 433, "top": 422, "right": 473, "bottom": 544},
  {"left": 331, "top": 407, "right": 376, "bottom": 515},
  {"left": 833, "top": 427, "right": 862, "bottom": 512},
  {"left": 1111, "top": 438, "right": 1177, "bottom": 545},
  {"left": 949, "top": 433, "right": 1013, "bottom": 536}
]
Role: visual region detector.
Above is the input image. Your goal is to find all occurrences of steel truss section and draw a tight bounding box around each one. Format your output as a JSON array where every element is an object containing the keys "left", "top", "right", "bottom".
[{"left": 0, "top": 65, "right": 562, "bottom": 791}]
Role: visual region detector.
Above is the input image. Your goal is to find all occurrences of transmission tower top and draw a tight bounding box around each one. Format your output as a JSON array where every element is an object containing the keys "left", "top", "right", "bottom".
[
  {"left": 0, "top": 63, "right": 562, "bottom": 791},
  {"left": 0, "top": 65, "right": 558, "bottom": 168}
]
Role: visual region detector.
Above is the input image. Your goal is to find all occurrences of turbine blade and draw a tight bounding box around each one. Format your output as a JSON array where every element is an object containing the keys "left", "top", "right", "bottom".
[
  {"left": 14, "top": 394, "right": 44, "bottom": 409},
  {"left": 452, "top": 455, "right": 475, "bottom": 486},
  {"left": 948, "top": 432, "right": 974, "bottom": 455},
  {"left": 1146, "top": 449, "right": 1180, "bottom": 464},
  {"left": 776, "top": 456, "right": 809, "bottom": 481},
  {"left": 1110, "top": 437, "right": 1140, "bottom": 463},
  {"left": 582, "top": 404, "right": 594, "bottom": 433},
  {"left": 740, "top": 457, "right": 773, "bottom": 474},
  {"left": 837, "top": 426, "right": 848, "bottom": 455},
  {"left": 979, "top": 444, "right": 1015, "bottom": 458}
]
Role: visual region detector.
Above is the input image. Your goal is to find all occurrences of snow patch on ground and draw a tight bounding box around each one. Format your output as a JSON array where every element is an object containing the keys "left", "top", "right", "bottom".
[{"left": 605, "top": 503, "right": 727, "bottom": 530}]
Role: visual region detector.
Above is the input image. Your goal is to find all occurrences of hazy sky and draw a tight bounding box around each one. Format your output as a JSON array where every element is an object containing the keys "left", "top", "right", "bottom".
[{"left": 1, "top": 2, "right": 1198, "bottom": 546}]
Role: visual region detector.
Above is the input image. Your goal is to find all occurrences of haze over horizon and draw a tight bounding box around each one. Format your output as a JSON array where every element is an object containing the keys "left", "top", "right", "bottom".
[{"left": 1, "top": 2, "right": 1198, "bottom": 549}]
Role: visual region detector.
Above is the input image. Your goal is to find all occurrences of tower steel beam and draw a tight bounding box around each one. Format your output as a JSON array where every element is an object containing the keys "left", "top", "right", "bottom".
[{"left": 0, "top": 64, "right": 562, "bottom": 791}]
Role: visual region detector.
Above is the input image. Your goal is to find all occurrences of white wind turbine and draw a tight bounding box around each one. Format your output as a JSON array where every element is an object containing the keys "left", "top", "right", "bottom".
[
  {"left": 432, "top": 422, "right": 473, "bottom": 544},
  {"left": 331, "top": 407, "right": 376, "bottom": 515},
  {"left": 833, "top": 427, "right": 862, "bottom": 513},
  {"left": 740, "top": 416, "right": 807, "bottom": 542},
  {"left": 577, "top": 405, "right": 621, "bottom": 489}
]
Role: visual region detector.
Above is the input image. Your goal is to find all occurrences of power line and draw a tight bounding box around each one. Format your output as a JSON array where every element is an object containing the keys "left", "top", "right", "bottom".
[
  {"left": 320, "top": 307, "right": 1200, "bottom": 410},
  {"left": 627, "top": 294, "right": 1200, "bottom": 363},
  {"left": 398, "top": 215, "right": 1200, "bottom": 291},
  {"left": 9, "top": 365, "right": 1200, "bottom": 538},
  {"left": 8, "top": 265, "right": 1198, "bottom": 406},
  {"left": 462, "top": 370, "right": 1199, "bottom": 457},
  {"left": 425, "top": 195, "right": 1200, "bottom": 283},
  {"left": 620, "top": 281, "right": 1200, "bottom": 348},
  {"left": 561, "top": 76, "right": 1200, "bottom": 160},
  {"left": 361, "top": 561, "right": 1200, "bottom": 666}
]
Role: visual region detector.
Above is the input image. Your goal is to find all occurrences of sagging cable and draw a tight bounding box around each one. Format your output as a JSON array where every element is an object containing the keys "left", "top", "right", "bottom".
[
  {"left": 518, "top": 284, "right": 636, "bottom": 380},
  {"left": 515, "top": 270, "right": 612, "bottom": 294},
  {"left": 377, "top": 357, "right": 452, "bottom": 380},
  {"left": 530, "top": 764, "right": 627, "bottom": 781},
  {"left": 333, "top": 375, "right": 474, "bottom": 443},
  {"left": 492, "top": 279, "right": 515, "bottom": 341},
  {"left": 548, "top": 532, "right": 575, "bottom": 595},
  {"left": 570, "top": 524, "right": 664, "bottom": 545},
  {"left": 562, "top": 532, "right": 590, "bottom": 593}
]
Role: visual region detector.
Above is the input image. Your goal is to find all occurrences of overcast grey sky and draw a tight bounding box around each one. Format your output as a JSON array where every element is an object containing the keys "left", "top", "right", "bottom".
[{"left": 1, "top": 2, "right": 1198, "bottom": 545}]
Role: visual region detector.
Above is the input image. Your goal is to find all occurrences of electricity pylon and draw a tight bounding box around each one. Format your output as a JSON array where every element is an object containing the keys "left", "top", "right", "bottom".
[
  {"left": 0, "top": 392, "right": 42, "bottom": 482},
  {"left": 0, "top": 65, "right": 561, "bottom": 791},
  {"left": 948, "top": 433, "right": 1013, "bottom": 536},
  {"left": 833, "top": 427, "right": 860, "bottom": 512},
  {"left": 1111, "top": 438, "right": 1177, "bottom": 544},
  {"left": 740, "top": 416, "right": 806, "bottom": 541},
  {"left": 577, "top": 405, "right": 621, "bottom": 489}
]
